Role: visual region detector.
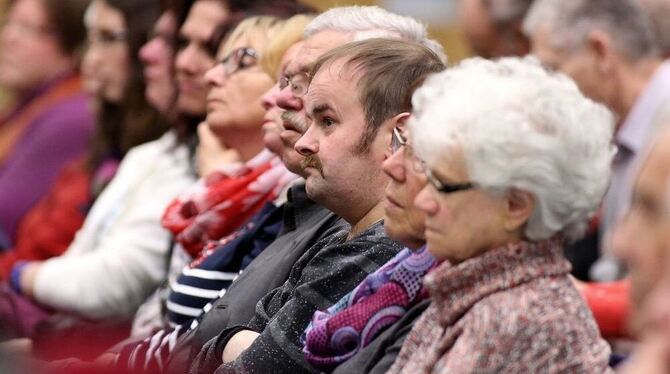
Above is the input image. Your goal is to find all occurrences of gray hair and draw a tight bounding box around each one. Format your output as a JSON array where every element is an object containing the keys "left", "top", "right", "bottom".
[
  {"left": 637, "top": 0, "right": 670, "bottom": 56},
  {"left": 305, "top": 6, "right": 446, "bottom": 63},
  {"left": 524, "top": 0, "right": 658, "bottom": 60},
  {"left": 410, "top": 56, "right": 616, "bottom": 243}
]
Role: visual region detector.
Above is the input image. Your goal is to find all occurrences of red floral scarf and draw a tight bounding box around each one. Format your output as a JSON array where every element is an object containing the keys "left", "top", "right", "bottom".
[{"left": 161, "top": 149, "right": 297, "bottom": 257}]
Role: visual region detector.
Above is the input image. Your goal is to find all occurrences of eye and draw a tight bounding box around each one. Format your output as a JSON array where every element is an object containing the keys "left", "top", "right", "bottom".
[{"left": 321, "top": 116, "right": 335, "bottom": 127}]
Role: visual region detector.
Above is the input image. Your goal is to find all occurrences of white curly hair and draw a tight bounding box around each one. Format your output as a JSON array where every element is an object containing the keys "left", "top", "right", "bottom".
[{"left": 410, "top": 56, "right": 616, "bottom": 243}]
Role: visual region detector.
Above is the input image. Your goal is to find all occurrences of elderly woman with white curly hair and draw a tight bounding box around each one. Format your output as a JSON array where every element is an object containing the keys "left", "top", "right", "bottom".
[{"left": 388, "top": 56, "right": 615, "bottom": 373}]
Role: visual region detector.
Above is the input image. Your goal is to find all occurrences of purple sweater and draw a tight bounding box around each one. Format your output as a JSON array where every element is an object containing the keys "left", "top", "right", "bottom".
[{"left": 0, "top": 76, "right": 93, "bottom": 241}]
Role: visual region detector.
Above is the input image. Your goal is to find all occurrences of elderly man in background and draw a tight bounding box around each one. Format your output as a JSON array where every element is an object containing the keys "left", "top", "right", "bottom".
[
  {"left": 387, "top": 56, "right": 614, "bottom": 373},
  {"left": 0, "top": 0, "right": 94, "bottom": 245},
  {"left": 458, "top": 0, "right": 534, "bottom": 58},
  {"left": 524, "top": 0, "right": 670, "bottom": 282}
]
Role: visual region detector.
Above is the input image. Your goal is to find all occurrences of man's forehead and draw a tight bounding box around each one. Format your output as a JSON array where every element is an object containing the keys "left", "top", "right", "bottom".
[{"left": 285, "top": 30, "right": 353, "bottom": 75}]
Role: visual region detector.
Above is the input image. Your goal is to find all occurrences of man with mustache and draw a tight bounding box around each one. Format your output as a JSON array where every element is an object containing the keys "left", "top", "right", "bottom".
[{"left": 189, "top": 23, "right": 444, "bottom": 374}]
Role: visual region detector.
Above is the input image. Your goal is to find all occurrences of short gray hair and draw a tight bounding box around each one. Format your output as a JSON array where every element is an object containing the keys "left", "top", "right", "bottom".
[
  {"left": 524, "top": 0, "right": 658, "bottom": 60},
  {"left": 305, "top": 6, "right": 446, "bottom": 63},
  {"left": 637, "top": 0, "right": 670, "bottom": 55},
  {"left": 410, "top": 56, "right": 616, "bottom": 243}
]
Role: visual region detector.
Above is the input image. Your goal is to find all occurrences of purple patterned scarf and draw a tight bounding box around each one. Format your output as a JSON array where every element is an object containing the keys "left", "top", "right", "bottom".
[{"left": 302, "top": 246, "right": 436, "bottom": 370}]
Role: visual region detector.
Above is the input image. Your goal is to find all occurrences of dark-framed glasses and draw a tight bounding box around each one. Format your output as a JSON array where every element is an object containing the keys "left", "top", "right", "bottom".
[
  {"left": 278, "top": 71, "right": 310, "bottom": 97},
  {"left": 217, "top": 47, "right": 258, "bottom": 76},
  {"left": 424, "top": 167, "right": 476, "bottom": 194}
]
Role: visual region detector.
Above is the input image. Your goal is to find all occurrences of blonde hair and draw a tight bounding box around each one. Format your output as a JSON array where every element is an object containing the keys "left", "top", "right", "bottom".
[
  {"left": 219, "top": 15, "right": 283, "bottom": 60},
  {"left": 260, "top": 14, "right": 315, "bottom": 78}
]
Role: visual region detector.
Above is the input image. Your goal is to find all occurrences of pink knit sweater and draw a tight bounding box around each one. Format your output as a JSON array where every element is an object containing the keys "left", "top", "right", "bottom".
[{"left": 388, "top": 238, "right": 612, "bottom": 374}]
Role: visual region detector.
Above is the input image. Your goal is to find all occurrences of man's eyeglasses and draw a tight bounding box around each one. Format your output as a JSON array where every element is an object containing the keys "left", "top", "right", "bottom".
[
  {"left": 279, "top": 72, "right": 310, "bottom": 97},
  {"left": 217, "top": 47, "right": 258, "bottom": 76}
]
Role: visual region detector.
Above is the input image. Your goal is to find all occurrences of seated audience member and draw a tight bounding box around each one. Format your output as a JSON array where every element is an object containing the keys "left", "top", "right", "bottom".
[
  {"left": 191, "top": 37, "right": 444, "bottom": 374},
  {"left": 525, "top": 0, "right": 669, "bottom": 282},
  {"left": 613, "top": 122, "right": 670, "bottom": 372},
  {"left": 0, "top": 0, "right": 94, "bottom": 242},
  {"left": 387, "top": 56, "right": 614, "bottom": 373},
  {"left": 303, "top": 124, "right": 441, "bottom": 374},
  {"left": 7, "top": 0, "right": 215, "bottom": 324},
  {"left": 458, "top": 0, "right": 534, "bottom": 58},
  {"left": 160, "top": 16, "right": 299, "bottom": 259},
  {"left": 0, "top": 0, "right": 169, "bottom": 282},
  {"left": 0, "top": 0, "right": 169, "bottom": 344}
]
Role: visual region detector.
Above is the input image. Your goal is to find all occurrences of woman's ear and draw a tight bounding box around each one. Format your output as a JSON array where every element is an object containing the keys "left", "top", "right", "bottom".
[{"left": 504, "top": 188, "right": 535, "bottom": 233}]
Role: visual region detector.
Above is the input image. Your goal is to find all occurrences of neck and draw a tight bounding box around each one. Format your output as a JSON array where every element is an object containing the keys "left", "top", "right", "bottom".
[
  {"left": 221, "top": 128, "right": 266, "bottom": 162},
  {"left": 347, "top": 200, "right": 385, "bottom": 240},
  {"left": 615, "top": 58, "right": 663, "bottom": 127}
]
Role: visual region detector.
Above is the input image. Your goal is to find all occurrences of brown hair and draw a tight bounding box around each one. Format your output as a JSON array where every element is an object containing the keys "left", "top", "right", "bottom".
[
  {"left": 88, "top": 0, "right": 169, "bottom": 171},
  {"left": 41, "top": 0, "right": 91, "bottom": 57},
  {"left": 310, "top": 38, "right": 446, "bottom": 152}
]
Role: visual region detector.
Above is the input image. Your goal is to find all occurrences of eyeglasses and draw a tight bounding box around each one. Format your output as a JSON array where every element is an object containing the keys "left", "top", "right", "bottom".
[
  {"left": 424, "top": 167, "right": 476, "bottom": 194},
  {"left": 278, "top": 72, "right": 310, "bottom": 97},
  {"left": 217, "top": 47, "right": 258, "bottom": 76},
  {"left": 391, "top": 126, "right": 407, "bottom": 153}
]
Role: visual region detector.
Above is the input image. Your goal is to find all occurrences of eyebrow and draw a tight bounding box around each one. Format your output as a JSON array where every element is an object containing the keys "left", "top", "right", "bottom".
[{"left": 310, "top": 103, "right": 332, "bottom": 117}]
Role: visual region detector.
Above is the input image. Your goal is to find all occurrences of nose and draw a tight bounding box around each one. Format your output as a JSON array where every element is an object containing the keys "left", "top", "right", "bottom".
[
  {"left": 382, "top": 148, "right": 406, "bottom": 182},
  {"left": 414, "top": 184, "right": 439, "bottom": 216},
  {"left": 139, "top": 37, "right": 160, "bottom": 64},
  {"left": 276, "top": 84, "right": 303, "bottom": 111},
  {"left": 294, "top": 125, "right": 318, "bottom": 156},
  {"left": 175, "top": 43, "right": 198, "bottom": 75},
  {"left": 261, "top": 83, "right": 280, "bottom": 111},
  {"left": 205, "top": 63, "right": 228, "bottom": 87}
]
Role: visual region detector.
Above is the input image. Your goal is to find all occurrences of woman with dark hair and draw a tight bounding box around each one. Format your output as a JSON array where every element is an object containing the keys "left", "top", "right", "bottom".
[
  {"left": 0, "top": 0, "right": 167, "bottom": 281},
  {"left": 0, "top": 0, "right": 94, "bottom": 244}
]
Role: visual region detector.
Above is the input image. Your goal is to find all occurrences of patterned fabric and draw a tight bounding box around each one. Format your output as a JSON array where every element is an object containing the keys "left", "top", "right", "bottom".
[
  {"left": 162, "top": 149, "right": 297, "bottom": 256},
  {"left": 388, "top": 238, "right": 612, "bottom": 374},
  {"left": 302, "top": 246, "right": 436, "bottom": 370}
]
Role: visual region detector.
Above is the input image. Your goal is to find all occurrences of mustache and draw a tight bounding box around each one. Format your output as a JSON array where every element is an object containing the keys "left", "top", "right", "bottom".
[
  {"left": 281, "top": 110, "right": 308, "bottom": 133},
  {"left": 300, "top": 155, "right": 324, "bottom": 175}
]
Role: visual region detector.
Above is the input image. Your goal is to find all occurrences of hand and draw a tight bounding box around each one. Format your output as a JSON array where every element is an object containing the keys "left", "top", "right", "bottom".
[
  {"left": 222, "top": 330, "right": 260, "bottom": 363},
  {"left": 196, "top": 122, "right": 241, "bottom": 177}
]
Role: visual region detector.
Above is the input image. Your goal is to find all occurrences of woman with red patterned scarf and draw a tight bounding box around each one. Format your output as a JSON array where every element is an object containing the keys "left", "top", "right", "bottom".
[{"left": 161, "top": 16, "right": 299, "bottom": 258}]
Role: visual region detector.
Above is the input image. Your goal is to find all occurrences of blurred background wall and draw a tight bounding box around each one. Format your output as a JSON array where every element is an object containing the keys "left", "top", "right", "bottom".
[{"left": 302, "top": 0, "right": 471, "bottom": 63}]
